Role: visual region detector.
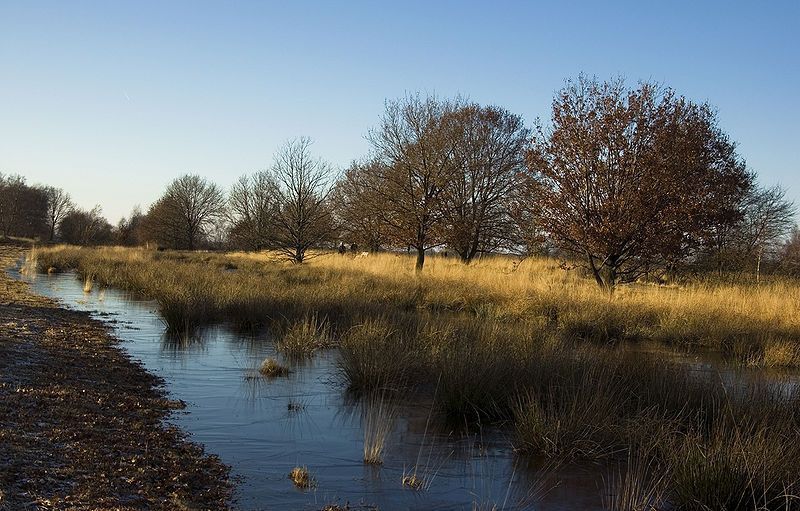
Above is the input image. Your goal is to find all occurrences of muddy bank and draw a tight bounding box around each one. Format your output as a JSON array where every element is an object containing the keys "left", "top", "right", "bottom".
[{"left": 0, "top": 245, "right": 232, "bottom": 510}]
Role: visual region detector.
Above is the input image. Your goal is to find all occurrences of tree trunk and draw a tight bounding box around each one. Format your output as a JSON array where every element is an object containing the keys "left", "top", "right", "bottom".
[
  {"left": 756, "top": 247, "right": 763, "bottom": 284},
  {"left": 587, "top": 254, "right": 606, "bottom": 290},
  {"left": 415, "top": 247, "right": 425, "bottom": 272}
]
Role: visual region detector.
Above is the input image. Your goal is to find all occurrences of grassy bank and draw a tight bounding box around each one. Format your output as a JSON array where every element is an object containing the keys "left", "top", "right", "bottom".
[
  {"left": 31, "top": 245, "right": 800, "bottom": 509},
  {"left": 32, "top": 245, "right": 800, "bottom": 356}
]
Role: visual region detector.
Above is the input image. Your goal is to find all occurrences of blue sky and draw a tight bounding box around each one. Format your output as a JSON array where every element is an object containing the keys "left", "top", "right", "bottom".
[{"left": 1, "top": 1, "right": 798, "bottom": 223}]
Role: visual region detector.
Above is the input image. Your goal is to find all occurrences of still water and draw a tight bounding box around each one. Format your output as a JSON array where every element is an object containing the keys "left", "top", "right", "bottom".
[{"left": 21, "top": 270, "right": 613, "bottom": 510}]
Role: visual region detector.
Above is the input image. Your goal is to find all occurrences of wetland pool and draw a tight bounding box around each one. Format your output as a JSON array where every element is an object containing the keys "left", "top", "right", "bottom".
[{"left": 18, "top": 270, "right": 657, "bottom": 510}]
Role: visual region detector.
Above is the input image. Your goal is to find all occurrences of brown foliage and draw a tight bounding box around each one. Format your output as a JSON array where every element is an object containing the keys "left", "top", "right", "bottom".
[{"left": 524, "top": 76, "right": 753, "bottom": 290}]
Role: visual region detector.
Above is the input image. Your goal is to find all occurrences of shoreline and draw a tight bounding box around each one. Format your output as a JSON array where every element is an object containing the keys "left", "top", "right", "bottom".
[{"left": 0, "top": 244, "right": 233, "bottom": 510}]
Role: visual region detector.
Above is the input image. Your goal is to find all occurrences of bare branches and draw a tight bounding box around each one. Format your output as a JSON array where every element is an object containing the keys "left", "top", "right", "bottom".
[
  {"left": 440, "top": 104, "right": 530, "bottom": 263},
  {"left": 270, "top": 138, "right": 336, "bottom": 263},
  {"left": 366, "top": 94, "right": 464, "bottom": 271},
  {"left": 228, "top": 171, "right": 280, "bottom": 251},
  {"left": 143, "top": 175, "right": 226, "bottom": 249},
  {"left": 44, "top": 186, "right": 74, "bottom": 241},
  {"left": 331, "top": 159, "right": 387, "bottom": 252}
]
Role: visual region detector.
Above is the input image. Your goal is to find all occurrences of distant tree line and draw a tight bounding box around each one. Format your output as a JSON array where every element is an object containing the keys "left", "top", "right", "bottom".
[{"left": 3, "top": 76, "right": 797, "bottom": 288}]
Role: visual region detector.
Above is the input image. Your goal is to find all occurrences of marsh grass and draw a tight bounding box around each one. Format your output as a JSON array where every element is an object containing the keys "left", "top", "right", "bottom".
[
  {"left": 82, "top": 273, "right": 94, "bottom": 293},
  {"left": 362, "top": 390, "right": 397, "bottom": 465},
  {"left": 20, "top": 248, "right": 38, "bottom": 276},
  {"left": 258, "top": 357, "right": 289, "bottom": 378},
  {"left": 277, "top": 313, "right": 331, "bottom": 360},
  {"left": 33, "top": 246, "right": 800, "bottom": 357},
  {"left": 338, "top": 316, "right": 421, "bottom": 393},
  {"left": 31, "top": 245, "right": 800, "bottom": 507},
  {"left": 665, "top": 418, "right": 800, "bottom": 510},
  {"left": 602, "top": 450, "right": 669, "bottom": 511}
]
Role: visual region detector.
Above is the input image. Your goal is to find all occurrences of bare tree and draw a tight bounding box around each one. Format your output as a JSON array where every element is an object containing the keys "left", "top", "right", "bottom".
[
  {"left": 0, "top": 173, "right": 48, "bottom": 239},
  {"left": 442, "top": 104, "right": 530, "bottom": 263},
  {"left": 779, "top": 227, "right": 800, "bottom": 276},
  {"left": 525, "top": 76, "right": 752, "bottom": 292},
  {"left": 115, "top": 206, "right": 145, "bottom": 246},
  {"left": 331, "top": 159, "right": 387, "bottom": 252},
  {"left": 44, "top": 186, "right": 74, "bottom": 241},
  {"left": 368, "top": 95, "right": 463, "bottom": 271},
  {"left": 228, "top": 171, "right": 280, "bottom": 251},
  {"left": 738, "top": 185, "right": 796, "bottom": 280},
  {"left": 142, "top": 174, "right": 226, "bottom": 249},
  {"left": 271, "top": 138, "right": 336, "bottom": 263},
  {"left": 59, "top": 206, "right": 113, "bottom": 245}
]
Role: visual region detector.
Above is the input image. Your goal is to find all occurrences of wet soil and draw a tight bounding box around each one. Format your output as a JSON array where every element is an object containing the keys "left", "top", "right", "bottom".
[{"left": 0, "top": 244, "right": 233, "bottom": 510}]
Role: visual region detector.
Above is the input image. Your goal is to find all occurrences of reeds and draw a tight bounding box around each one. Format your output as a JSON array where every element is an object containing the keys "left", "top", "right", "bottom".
[
  {"left": 277, "top": 313, "right": 331, "bottom": 360},
  {"left": 362, "top": 390, "right": 396, "bottom": 464}
]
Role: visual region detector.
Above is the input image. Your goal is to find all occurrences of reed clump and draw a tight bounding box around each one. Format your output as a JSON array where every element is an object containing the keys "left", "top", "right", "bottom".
[
  {"left": 277, "top": 314, "right": 331, "bottom": 360},
  {"left": 362, "top": 390, "right": 396, "bottom": 464},
  {"left": 258, "top": 357, "right": 289, "bottom": 378},
  {"left": 288, "top": 466, "right": 312, "bottom": 489}
]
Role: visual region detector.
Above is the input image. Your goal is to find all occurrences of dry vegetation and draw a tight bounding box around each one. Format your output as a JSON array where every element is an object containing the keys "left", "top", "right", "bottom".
[
  {"left": 30, "top": 245, "right": 800, "bottom": 509},
  {"left": 33, "top": 245, "right": 800, "bottom": 354}
]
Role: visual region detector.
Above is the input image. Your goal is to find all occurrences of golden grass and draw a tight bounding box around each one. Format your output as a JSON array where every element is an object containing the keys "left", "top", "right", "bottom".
[
  {"left": 31, "top": 245, "right": 800, "bottom": 358},
  {"left": 30, "top": 245, "right": 800, "bottom": 507},
  {"left": 362, "top": 390, "right": 396, "bottom": 465}
]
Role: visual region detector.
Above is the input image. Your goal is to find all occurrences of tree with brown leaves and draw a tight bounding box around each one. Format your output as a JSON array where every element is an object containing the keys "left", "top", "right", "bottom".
[{"left": 525, "top": 76, "right": 752, "bottom": 291}]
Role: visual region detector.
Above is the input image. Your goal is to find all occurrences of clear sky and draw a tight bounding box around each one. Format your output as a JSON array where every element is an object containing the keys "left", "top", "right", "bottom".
[{"left": 1, "top": 1, "right": 798, "bottom": 223}]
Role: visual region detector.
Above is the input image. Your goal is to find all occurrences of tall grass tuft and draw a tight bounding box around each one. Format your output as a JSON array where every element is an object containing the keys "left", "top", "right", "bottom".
[
  {"left": 259, "top": 357, "right": 289, "bottom": 378},
  {"left": 277, "top": 313, "right": 331, "bottom": 360},
  {"left": 362, "top": 390, "right": 396, "bottom": 465},
  {"left": 602, "top": 450, "right": 669, "bottom": 511},
  {"left": 82, "top": 273, "right": 94, "bottom": 293},
  {"left": 338, "top": 316, "right": 420, "bottom": 393}
]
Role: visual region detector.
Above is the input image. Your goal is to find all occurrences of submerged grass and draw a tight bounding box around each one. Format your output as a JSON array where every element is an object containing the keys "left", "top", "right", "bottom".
[{"left": 258, "top": 357, "right": 289, "bottom": 378}]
